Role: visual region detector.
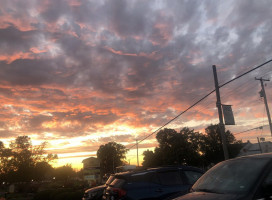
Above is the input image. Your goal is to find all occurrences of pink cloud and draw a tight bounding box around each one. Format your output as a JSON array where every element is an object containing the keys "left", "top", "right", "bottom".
[{"left": 0, "top": 52, "right": 35, "bottom": 64}]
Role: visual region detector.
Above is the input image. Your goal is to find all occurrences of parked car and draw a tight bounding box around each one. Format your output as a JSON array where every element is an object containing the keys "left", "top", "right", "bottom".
[
  {"left": 83, "top": 174, "right": 115, "bottom": 200},
  {"left": 173, "top": 153, "right": 272, "bottom": 200},
  {"left": 103, "top": 166, "right": 204, "bottom": 200}
]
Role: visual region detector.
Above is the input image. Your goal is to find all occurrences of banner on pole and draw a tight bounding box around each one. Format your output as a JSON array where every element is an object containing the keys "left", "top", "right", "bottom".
[{"left": 222, "top": 105, "right": 235, "bottom": 125}]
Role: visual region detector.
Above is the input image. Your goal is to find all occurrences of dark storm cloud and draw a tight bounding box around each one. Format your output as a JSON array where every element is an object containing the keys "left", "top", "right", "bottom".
[
  {"left": 39, "top": 0, "right": 71, "bottom": 23},
  {"left": 24, "top": 110, "right": 120, "bottom": 137},
  {"left": 0, "top": 59, "right": 54, "bottom": 85},
  {"left": 0, "top": 26, "right": 40, "bottom": 54},
  {"left": 105, "top": 0, "right": 151, "bottom": 38},
  {"left": 28, "top": 115, "right": 52, "bottom": 128}
]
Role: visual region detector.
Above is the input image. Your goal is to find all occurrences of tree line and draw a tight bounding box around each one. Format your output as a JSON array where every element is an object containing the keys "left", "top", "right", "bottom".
[
  {"left": 142, "top": 124, "right": 242, "bottom": 168},
  {"left": 97, "top": 124, "right": 243, "bottom": 174},
  {"left": 0, "top": 136, "right": 78, "bottom": 184},
  {"left": 0, "top": 124, "right": 243, "bottom": 183}
]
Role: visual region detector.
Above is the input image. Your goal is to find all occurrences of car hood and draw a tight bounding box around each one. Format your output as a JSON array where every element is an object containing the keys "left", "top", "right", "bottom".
[{"left": 173, "top": 192, "right": 241, "bottom": 200}]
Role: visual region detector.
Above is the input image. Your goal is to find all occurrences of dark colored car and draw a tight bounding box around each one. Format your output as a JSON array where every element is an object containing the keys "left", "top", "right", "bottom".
[
  {"left": 173, "top": 153, "right": 272, "bottom": 200},
  {"left": 103, "top": 166, "right": 204, "bottom": 200},
  {"left": 83, "top": 174, "right": 115, "bottom": 200}
]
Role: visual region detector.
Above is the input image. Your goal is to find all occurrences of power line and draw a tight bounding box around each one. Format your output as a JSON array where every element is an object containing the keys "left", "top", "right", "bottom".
[
  {"left": 258, "top": 68, "right": 272, "bottom": 78},
  {"left": 218, "top": 57, "right": 269, "bottom": 85},
  {"left": 128, "top": 58, "right": 272, "bottom": 150},
  {"left": 234, "top": 126, "right": 265, "bottom": 135},
  {"left": 194, "top": 62, "right": 272, "bottom": 113},
  {"left": 189, "top": 62, "right": 272, "bottom": 129},
  {"left": 235, "top": 125, "right": 271, "bottom": 136},
  {"left": 128, "top": 89, "right": 215, "bottom": 149},
  {"left": 220, "top": 63, "right": 272, "bottom": 101},
  {"left": 220, "top": 69, "right": 272, "bottom": 115},
  {"left": 219, "top": 59, "right": 272, "bottom": 88},
  {"left": 220, "top": 79, "right": 257, "bottom": 101}
]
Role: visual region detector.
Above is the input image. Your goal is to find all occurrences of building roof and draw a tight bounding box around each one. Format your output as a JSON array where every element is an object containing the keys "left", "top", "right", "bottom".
[
  {"left": 82, "top": 157, "right": 100, "bottom": 168},
  {"left": 238, "top": 141, "right": 272, "bottom": 157}
]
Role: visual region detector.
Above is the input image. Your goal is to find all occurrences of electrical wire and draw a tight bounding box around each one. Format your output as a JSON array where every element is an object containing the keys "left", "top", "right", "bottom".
[
  {"left": 219, "top": 59, "right": 272, "bottom": 88},
  {"left": 218, "top": 63, "right": 271, "bottom": 103},
  {"left": 128, "top": 89, "right": 216, "bottom": 149},
  {"left": 181, "top": 62, "right": 272, "bottom": 121},
  {"left": 234, "top": 125, "right": 266, "bottom": 135},
  {"left": 220, "top": 80, "right": 257, "bottom": 102},
  {"left": 128, "top": 59, "right": 272, "bottom": 150},
  {"left": 258, "top": 69, "right": 272, "bottom": 78}
]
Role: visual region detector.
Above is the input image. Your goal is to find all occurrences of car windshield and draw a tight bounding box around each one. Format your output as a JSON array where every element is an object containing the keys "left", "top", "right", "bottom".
[{"left": 192, "top": 157, "right": 270, "bottom": 194}]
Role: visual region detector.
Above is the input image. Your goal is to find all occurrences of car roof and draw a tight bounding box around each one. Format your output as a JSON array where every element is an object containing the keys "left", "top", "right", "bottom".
[
  {"left": 231, "top": 152, "right": 272, "bottom": 160},
  {"left": 216, "top": 153, "right": 272, "bottom": 166},
  {"left": 114, "top": 165, "right": 204, "bottom": 178},
  {"left": 146, "top": 165, "right": 204, "bottom": 172}
]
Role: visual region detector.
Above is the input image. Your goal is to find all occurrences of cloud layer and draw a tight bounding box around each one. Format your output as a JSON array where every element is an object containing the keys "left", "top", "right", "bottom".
[{"left": 0, "top": 0, "right": 272, "bottom": 166}]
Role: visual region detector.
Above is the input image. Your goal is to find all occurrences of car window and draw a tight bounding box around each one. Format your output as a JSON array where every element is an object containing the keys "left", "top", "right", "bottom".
[
  {"left": 158, "top": 170, "right": 183, "bottom": 185},
  {"left": 183, "top": 170, "right": 203, "bottom": 184},
  {"left": 130, "top": 172, "right": 153, "bottom": 182}
]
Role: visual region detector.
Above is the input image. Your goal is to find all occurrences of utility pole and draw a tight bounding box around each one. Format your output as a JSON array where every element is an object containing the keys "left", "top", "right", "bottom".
[
  {"left": 213, "top": 65, "right": 229, "bottom": 160},
  {"left": 255, "top": 77, "right": 272, "bottom": 136},
  {"left": 257, "top": 137, "right": 263, "bottom": 153},
  {"left": 136, "top": 140, "right": 139, "bottom": 167}
]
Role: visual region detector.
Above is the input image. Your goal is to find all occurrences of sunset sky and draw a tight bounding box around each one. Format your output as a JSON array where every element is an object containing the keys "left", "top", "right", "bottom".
[{"left": 0, "top": 0, "right": 272, "bottom": 170}]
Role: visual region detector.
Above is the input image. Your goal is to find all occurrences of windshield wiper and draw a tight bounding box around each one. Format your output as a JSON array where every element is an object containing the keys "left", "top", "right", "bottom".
[{"left": 195, "top": 189, "right": 223, "bottom": 194}]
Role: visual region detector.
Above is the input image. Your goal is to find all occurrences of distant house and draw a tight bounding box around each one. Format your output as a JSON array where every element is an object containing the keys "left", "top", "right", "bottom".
[
  {"left": 82, "top": 157, "right": 101, "bottom": 186},
  {"left": 238, "top": 140, "right": 272, "bottom": 157}
]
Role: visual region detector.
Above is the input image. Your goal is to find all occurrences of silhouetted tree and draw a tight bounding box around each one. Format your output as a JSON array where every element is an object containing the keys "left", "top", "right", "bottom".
[
  {"left": 201, "top": 124, "right": 242, "bottom": 166},
  {"left": 142, "top": 125, "right": 242, "bottom": 168},
  {"left": 97, "top": 142, "right": 128, "bottom": 174},
  {"left": 143, "top": 128, "right": 204, "bottom": 168},
  {"left": 0, "top": 136, "right": 57, "bottom": 182},
  {"left": 53, "top": 164, "right": 76, "bottom": 182},
  {"left": 33, "top": 161, "right": 54, "bottom": 181},
  {"left": 142, "top": 149, "right": 157, "bottom": 167}
]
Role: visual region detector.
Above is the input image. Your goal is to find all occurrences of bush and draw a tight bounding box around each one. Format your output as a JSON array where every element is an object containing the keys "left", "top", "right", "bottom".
[{"left": 34, "top": 188, "right": 84, "bottom": 200}]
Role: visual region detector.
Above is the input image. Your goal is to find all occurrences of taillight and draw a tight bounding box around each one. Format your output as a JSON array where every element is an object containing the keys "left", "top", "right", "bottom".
[{"left": 112, "top": 188, "right": 127, "bottom": 198}]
